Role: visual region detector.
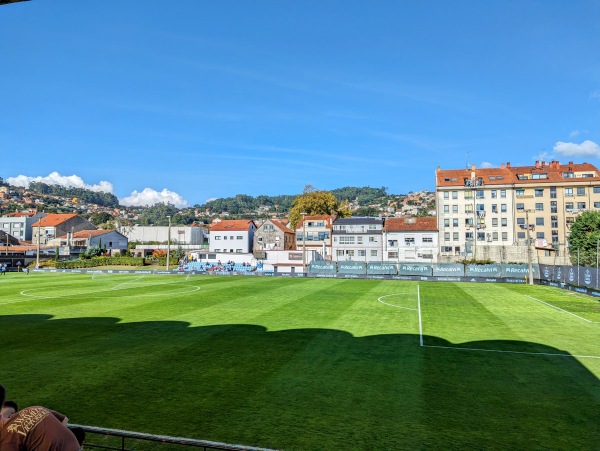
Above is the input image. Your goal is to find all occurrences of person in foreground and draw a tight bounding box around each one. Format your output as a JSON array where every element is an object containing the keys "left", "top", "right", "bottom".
[{"left": 0, "top": 384, "right": 80, "bottom": 450}]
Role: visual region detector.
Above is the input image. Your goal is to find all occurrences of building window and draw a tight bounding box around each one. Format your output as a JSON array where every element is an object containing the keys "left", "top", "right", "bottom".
[
  {"left": 565, "top": 202, "right": 574, "bottom": 210},
  {"left": 444, "top": 192, "right": 449, "bottom": 199},
  {"left": 536, "top": 232, "right": 545, "bottom": 239},
  {"left": 453, "top": 232, "right": 459, "bottom": 241},
  {"left": 594, "top": 202, "right": 600, "bottom": 208},
  {"left": 492, "top": 218, "right": 498, "bottom": 227},
  {"left": 535, "top": 189, "right": 544, "bottom": 197},
  {"left": 452, "top": 205, "right": 458, "bottom": 213},
  {"left": 388, "top": 251, "right": 398, "bottom": 259},
  {"left": 516, "top": 189, "right": 525, "bottom": 196},
  {"left": 358, "top": 249, "right": 366, "bottom": 257},
  {"left": 577, "top": 202, "right": 587, "bottom": 209},
  {"left": 370, "top": 250, "right": 377, "bottom": 257},
  {"left": 477, "top": 232, "right": 485, "bottom": 241},
  {"left": 535, "top": 203, "right": 544, "bottom": 211},
  {"left": 444, "top": 219, "right": 450, "bottom": 228},
  {"left": 492, "top": 232, "right": 498, "bottom": 241},
  {"left": 551, "top": 201, "right": 557, "bottom": 213},
  {"left": 347, "top": 250, "right": 355, "bottom": 257},
  {"left": 236, "top": 249, "right": 242, "bottom": 253},
  {"left": 501, "top": 218, "right": 507, "bottom": 227},
  {"left": 453, "top": 219, "right": 458, "bottom": 227},
  {"left": 451, "top": 191, "right": 458, "bottom": 199},
  {"left": 405, "top": 237, "right": 415, "bottom": 245},
  {"left": 339, "top": 236, "right": 355, "bottom": 244},
  {"left": 517, "top": 232, "right": 525, "bottom": 239},
  {"left": 465, "top": 232, "right": 473, "bottom": 240},
  {"left": 500, "top": 190, "right": 506, "bottom": 198},
  {"left": 501, "top": 204, "right": 507, "bottom": 213},
  {"left": 550, "top": 186, "right": 557, "bottom": 198},
  {"left": 565, "top": 187, "right": 573, "bottom": 197},
  {"left": 476, "top": 190, "right": 485, "bottom": 199},
  {"left": 465, "top": 205, "right": 473, "bottom": 213},
  {"left": 491, "top": 190, "right": 497, "bottom": 199},
  {"left": 337, "top": 250, "right": 344, "bottom": 257},
  {"left": 444, "top": 232, "right": 450, "bottom": 241},
  {"left": 369, "top": 236, "right": 378, "bottom": 243},
  {"left": 423, "top": 236, "right": 433, "bottom": 243},
  {"left": 444, "top": 205, "right": 449, "bottom": 214},
  {"left": 237, "top": 236, "right": 243, "bottom": 240},
  {"left": 517, "top": 218, "right": 525, "bottom": 225},
  {"left": 516, "top": 203, "right": 524, "bottom": 211},
  {"left": 441, "top": 246, "right": 453, "bottom": 253},
  {"left": 577, "top": 187, "right": 586, "bottom": 196},
  {"left": 223, "top": 236, "right": 228, "bottom": 240},
  {"left": 502, "top": 232, "right": 508, "bottom": 241},
  {"left": 594, "top": 186, "right": 600, "bottom": 194},
  {"left": 536, "top": 217, "right": 544, "bottom": 226},
  {"left": 214, "top": 236, "right": 221, "bottom": 240}
]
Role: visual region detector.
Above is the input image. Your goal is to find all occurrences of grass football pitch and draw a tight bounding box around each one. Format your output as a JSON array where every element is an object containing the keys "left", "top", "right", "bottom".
[{"left": 1, "top": 273, "right": 599, "bottom": 450}]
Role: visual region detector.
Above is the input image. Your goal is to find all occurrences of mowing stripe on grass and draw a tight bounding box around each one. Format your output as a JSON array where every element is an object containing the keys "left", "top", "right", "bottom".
[
  {"left": 418, "top": 284, "right": 423, "bottom": 347},
  {"left": 422, "top": 344, "right": 600, "bottom": 359},
  {"left": 524, "top": 295, "right": 600, "bottom": 324}
]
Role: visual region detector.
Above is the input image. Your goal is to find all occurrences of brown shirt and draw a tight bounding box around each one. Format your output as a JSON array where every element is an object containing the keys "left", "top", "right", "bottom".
[{"left": 0, "top": 406, "right": 80, "bottom": 451}]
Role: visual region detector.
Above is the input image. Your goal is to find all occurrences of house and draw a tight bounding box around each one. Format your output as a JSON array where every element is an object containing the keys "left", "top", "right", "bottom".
[
  {"left": 209, "top": 219, "right": 257, "bottom": 254},
  {"left": 383, "top": 217, "right": 438, "bottom": 263},
  {"left": 51, "top": 229, "right": 129, "bottom": 255},
  {"left": 254, "top": 219, "right": 295, "bottom": 251},
  {"left": 295, "top": 215, "right": 335, "bottom": 261},
  {"left": 0, "top": 211, "right": 47, "bottom": 241},
  {"left": 331, "top": 217, "right": 384, "bottom": 262},
  {"left": 31, "top": 214, "right": 96, "bottom": 245}
]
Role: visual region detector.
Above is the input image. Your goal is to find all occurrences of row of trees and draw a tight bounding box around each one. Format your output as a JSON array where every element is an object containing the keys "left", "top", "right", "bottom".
[{"left": 568, "top": 211, "right": 600, "bottom": 267}]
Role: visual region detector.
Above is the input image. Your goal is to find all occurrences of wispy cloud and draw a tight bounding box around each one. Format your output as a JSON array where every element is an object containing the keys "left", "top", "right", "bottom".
[
  {"left": 590, "top": 91, "right": 600, "bottom": 100},
  {"left": 553, "top": 140, "right": 600, "bottom": 159},
  {"left": 569, "top": 130, "right": 580, "bottom": 138},
  {"left": 119, "top": 188, "right": 189, "bottom": 208},
  {"left": 7, "top": 172, "right": 114, "bottom": 193},
  {"left": 480, "top": 161, "right": 493, "bottom": 168}
]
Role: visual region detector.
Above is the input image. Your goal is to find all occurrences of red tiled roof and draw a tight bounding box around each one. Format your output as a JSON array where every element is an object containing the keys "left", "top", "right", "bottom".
[
  {"left": 56, "top": 229, "right": 114, "bottom": 239},
  {"left": 384, "top": 217, "right": 437, "bottom": 232},
  {"left": 31, "top": 213, "right": 78, "bottom": 227},
  {"left": 437, "top": 161, "right": 600, "bottom": 187},
  {"left": 210, "top": 220, "right": 256, "bottom": 232},
  {"left": 270, "top": 219, "right": 294, "bottom": 234}
]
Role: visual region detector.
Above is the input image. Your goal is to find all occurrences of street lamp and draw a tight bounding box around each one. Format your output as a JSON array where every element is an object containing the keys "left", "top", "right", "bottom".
[
  {"left": 301, "top": 212, "right": 307, "bottom": 276},
  {"left": 166, "top": 215, "right": 171, "bottom": 271}
]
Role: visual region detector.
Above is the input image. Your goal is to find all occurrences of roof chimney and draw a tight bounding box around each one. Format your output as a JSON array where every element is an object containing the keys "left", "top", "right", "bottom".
[
  {"left": 535, "top": 160, "right": 541, "bottom": 169},
  {"left": 500, "top": 163, "right": 505, "bottom": 169},
  {"left": 506, "top": 162, "right": 511, "bottom": 168}
]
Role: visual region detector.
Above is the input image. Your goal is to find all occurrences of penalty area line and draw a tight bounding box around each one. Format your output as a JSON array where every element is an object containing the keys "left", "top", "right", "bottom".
[{"left": 524, "top": 295, "right": 600, "bottom": 324}]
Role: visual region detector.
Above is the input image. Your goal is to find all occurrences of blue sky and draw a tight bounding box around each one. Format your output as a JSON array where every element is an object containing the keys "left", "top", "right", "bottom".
[{"left": 1, "top": 1, "right": 599, "bottom": 208}]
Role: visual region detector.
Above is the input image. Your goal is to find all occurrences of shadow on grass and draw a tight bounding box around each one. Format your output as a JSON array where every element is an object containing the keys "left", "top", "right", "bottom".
[{"left": 1, "top": 314, "right": 599, "bottom": 450}]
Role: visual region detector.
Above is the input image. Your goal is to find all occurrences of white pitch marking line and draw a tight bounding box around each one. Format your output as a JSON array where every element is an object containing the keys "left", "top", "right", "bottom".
[
  {"left": 376, "top": 293, "right": 417, "bottom": 311},
  {"left": 524, "top": 295, "right": 600, "bottom": 324},
  {"left": 418, "top": 284, "right": 424, "bottom": 347},
  {"left": 423, "top": 344, "right": 600, "bottom": 360}
]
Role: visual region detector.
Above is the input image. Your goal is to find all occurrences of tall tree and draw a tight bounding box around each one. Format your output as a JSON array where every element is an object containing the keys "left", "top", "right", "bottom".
[
  {"left": 289, "top": 189, "right": 351, "bottom": 229},
  {"left": 568, "top": 211, "right": 600, "bottom": 266}
]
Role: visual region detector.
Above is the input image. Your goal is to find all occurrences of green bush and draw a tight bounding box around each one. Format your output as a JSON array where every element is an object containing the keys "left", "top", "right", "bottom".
[{"left": 56, "top": 257, "right": 146, "bottom": 269}]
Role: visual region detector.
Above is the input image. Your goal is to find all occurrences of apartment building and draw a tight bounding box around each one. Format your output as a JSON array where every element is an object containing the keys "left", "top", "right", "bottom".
[
  {"left": 209, "top": 219, "right": 257, "bottom": 253},
  {"left": 436, "top": 160, "right": 600, "bottom": 261},
  {"left": 383, "top": 217, "right": 438, "bottom": 263},
  {"left": 331, "top": 217, "right": 384, "bottom": 262},
  {"left": 295, "top": 215, "right": 334, "bottom": 260}
]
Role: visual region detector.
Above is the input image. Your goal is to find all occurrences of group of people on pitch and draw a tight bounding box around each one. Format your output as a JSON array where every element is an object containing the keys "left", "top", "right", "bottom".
[{"left": 0, "top": 384, "right": 85, "bottom": 450}]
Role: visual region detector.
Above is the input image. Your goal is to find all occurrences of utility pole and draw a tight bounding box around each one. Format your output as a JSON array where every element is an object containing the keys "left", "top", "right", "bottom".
[
  {"left": 525, "top": 210, "right": 534, "bottom": 285},
  {"left": 301, "top": 213, "right": 307, "bottom": 276},
  {"left": 166, "top": 216, "right": 172, "bottom": 271}
]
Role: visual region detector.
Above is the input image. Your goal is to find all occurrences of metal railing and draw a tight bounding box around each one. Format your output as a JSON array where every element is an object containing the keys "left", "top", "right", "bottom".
[{"left": 68, "top": 424, "right": 277, "bottom": 451}]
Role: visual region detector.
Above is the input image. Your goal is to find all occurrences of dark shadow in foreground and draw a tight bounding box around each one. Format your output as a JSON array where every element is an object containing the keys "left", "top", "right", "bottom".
[{"left": 1, "top": 314, "right": 599, "bottom": 450}]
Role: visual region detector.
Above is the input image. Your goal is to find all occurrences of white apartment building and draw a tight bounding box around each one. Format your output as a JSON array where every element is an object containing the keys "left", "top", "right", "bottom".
[
  {"left": 383, "top": 217, "right": 438, "bottom": 263},
  {"left": 331, "top": 217, "right": 384, "bottom": 262}
]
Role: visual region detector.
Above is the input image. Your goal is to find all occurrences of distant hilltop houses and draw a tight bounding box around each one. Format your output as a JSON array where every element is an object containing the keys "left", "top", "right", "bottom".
[{"left": 1, "top": 159, "right": 598, "bottom": 270}]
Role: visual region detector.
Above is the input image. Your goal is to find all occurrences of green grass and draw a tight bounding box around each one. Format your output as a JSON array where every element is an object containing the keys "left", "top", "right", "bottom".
[{"left": 1, "top": 273, "right": 600, "bottom": 450}]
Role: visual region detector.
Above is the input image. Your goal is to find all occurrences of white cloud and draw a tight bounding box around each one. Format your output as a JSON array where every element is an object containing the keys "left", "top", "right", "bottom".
[
  {"left": 6, "top": 172, "right": 114, "bottom": 193},
  {"left": 590, "top": 91, "right": 600, "bottom": 100},
  {"left": 119, "top": 188, "right": 189, "bottom": 208},
  {"left": 569, "top": 130, "right": 580, "bottom": 138},
  {"left": 480, "top": 161, "right": 493, "bottom": 168},
  {"left": 553, "top": 140, "right": 600, "bottom": 159}
]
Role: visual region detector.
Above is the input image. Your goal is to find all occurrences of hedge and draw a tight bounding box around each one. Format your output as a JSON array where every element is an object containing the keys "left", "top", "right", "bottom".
[{"left": 56, "top": 257, "right": 146, "bottom": 269}]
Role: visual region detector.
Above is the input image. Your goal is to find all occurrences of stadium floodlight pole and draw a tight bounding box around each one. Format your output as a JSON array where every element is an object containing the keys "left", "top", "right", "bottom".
[
  {"left": 166, "top": 216, "right": 171, "bottom": 271},
  {"left": 525, "top": 209, "right": 534, "bottom": 285},
  {"left": 301, "top": 212, "right": 307, "bottom": 276}
]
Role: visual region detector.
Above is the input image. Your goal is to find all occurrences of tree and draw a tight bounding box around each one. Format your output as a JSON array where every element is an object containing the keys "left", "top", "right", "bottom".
[
  {"left": 289, "top": 189, "right": 351, "bottom": 229},
  {"left": 568, "top": 211, "right": 600, "bottom": 266}
]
